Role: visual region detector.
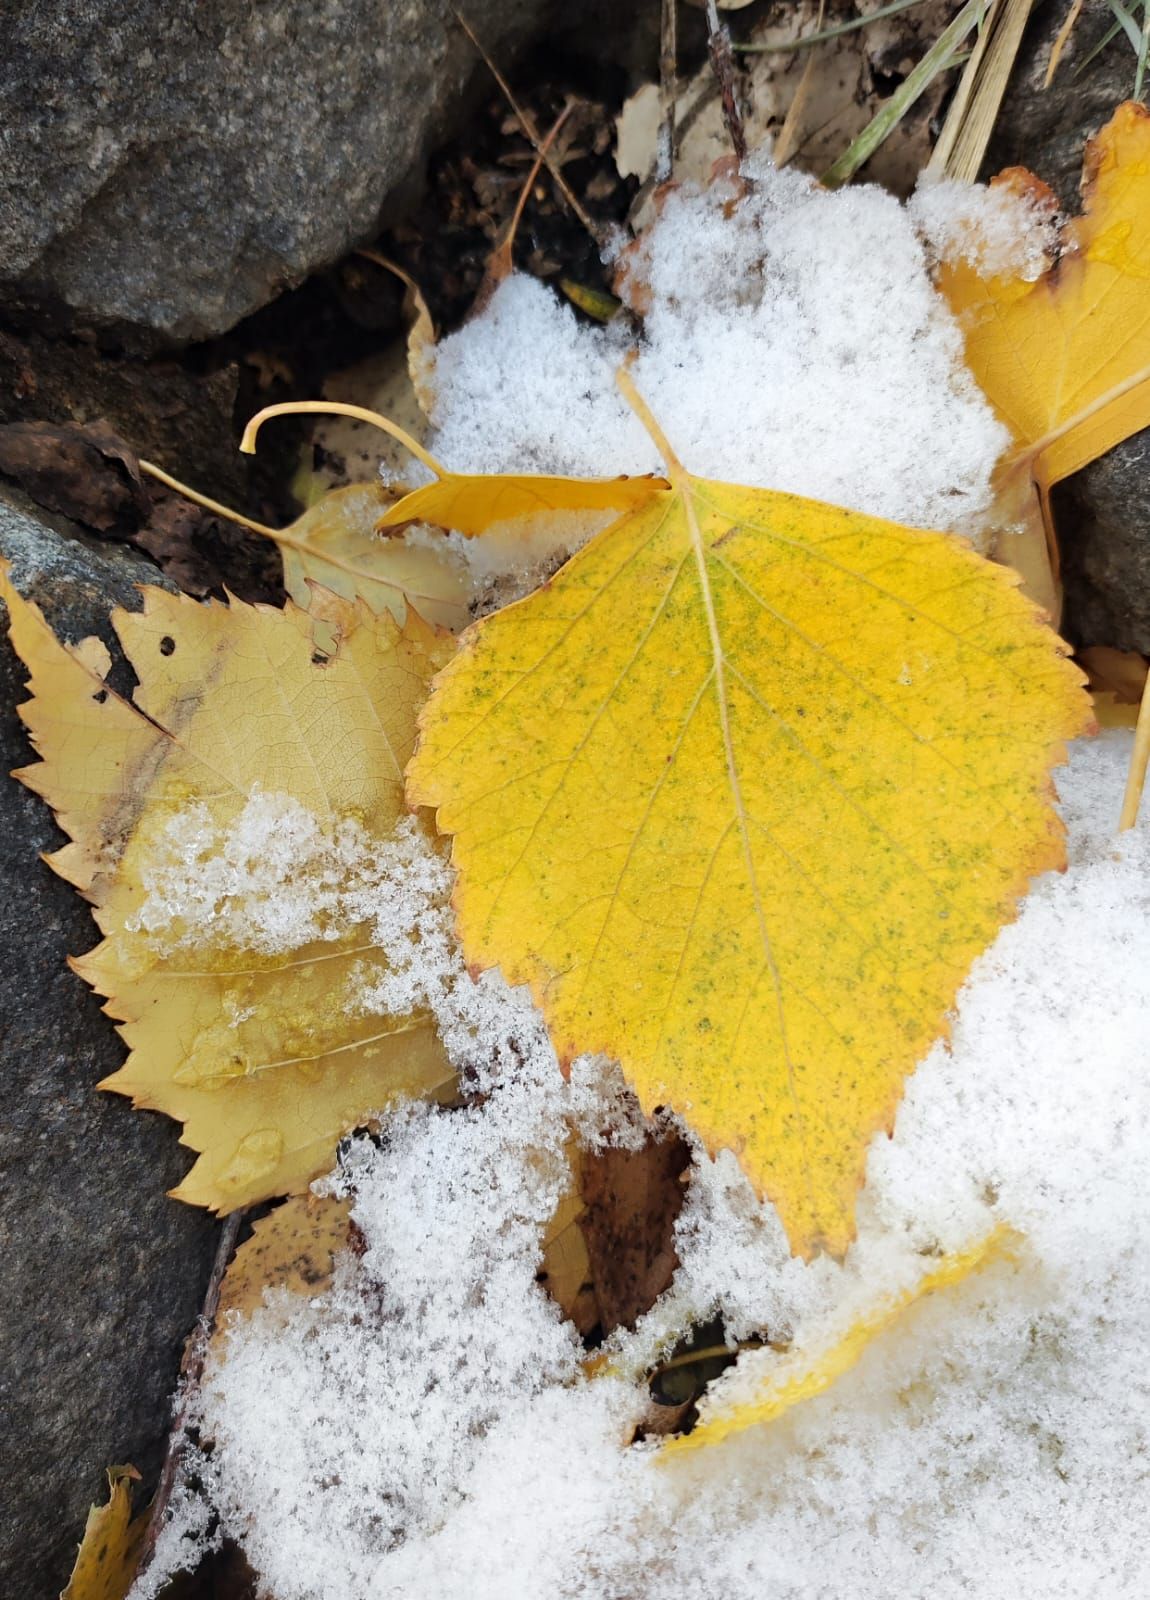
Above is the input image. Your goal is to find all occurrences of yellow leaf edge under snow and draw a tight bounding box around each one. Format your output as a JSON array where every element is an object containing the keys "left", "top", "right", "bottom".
[
  {"left": 60, "top": 1465, "right": 146, "bottom": 1600},
  {"left": 661, "top": 1222, "right": 1021, "bottom": 1456}
]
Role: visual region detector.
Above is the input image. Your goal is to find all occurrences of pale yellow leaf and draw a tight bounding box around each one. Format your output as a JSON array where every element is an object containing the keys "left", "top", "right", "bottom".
[
  {"left": 279, "top": 482, "right": 472, "bottom": 633},
  {"left": 0, "top": 569, "right": 456, "bottom": 1212}
]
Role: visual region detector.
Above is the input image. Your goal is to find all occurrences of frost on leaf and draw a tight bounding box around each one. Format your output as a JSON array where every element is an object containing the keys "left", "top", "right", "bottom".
[
  {"left": 406, "top": 415, "right": 1091, "bottom": 1259},
  {"left": 0, "top": 568, "right": 455, "bottom": 1212}
]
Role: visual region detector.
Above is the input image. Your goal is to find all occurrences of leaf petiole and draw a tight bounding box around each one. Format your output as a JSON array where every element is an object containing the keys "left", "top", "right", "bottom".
[{"left": 240, "top": 401, "right": 449, "bottom": 481}]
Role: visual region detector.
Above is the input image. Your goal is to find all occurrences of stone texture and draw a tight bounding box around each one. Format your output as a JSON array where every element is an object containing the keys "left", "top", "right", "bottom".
[
  {"left": 0, "top": 492, "right": 217, "bottom": 1598},
  {"left": 1, "top": 0, "right": 555, "bottom": 347},
  {"left": 1054, "top": 433, "right": 1150, "bottom": 650},
  {"left": 987, "top": 0, "right": 1150, "bottom": 650},
  {"left": 984, "top": 0, "right": 1132, "bottom": 209}
]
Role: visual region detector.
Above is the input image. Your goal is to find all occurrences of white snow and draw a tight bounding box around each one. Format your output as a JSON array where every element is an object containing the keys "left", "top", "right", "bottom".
[
  {"left": 426, "top": 160, "right": 1010, "bottom": 543},
  {"left": 179, "top": 732, "right": 1150, "bottom": 1600},
  {"left": 910, "top": 173, "right": 1060, "bottom": 283}
]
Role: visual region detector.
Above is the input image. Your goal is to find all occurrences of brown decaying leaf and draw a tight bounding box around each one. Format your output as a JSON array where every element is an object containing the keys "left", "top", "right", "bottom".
[
  {"left": 0, "top": 419, "right": 148, "bottom": 532},
  {"left": 579, "top": 1132, "right": 692, "bottom": 1334},
  {"left": 539, "top": 1130, "right": 691, "bottom": 1337}
]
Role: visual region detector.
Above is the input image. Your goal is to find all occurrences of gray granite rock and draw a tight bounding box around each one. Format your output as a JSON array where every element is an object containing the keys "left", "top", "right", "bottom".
[
  {"left": 984, "top": 0, "right": 1132, "bottom": 208},
  {"left": 1054, "top": 432, "right": 1150, "bottom": 650},
  {"left": 1, "top": 0, "right": 555, "bottom": 347},
  {"left": 0, "top": 493, "right": 217, "bottom": 1597},
  {"left": 987, "top": 0, "right": 1150, "bottom": 649}
]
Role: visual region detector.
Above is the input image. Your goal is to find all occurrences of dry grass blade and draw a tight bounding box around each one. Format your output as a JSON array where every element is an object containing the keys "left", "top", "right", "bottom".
[
  {"left": 823, "top": 0, "right": 989, "bottom": 186},
  {"left": 774, "top": 0, "right": 827, "bottom": 168},
  {"left": 1045, "top": 0, "right": 1085, "bottom": 84},
  {"left": 928, "top": 0, "right": 1035, "bottom": 182},
  {"left": 1119, "top": 670, "right": 1150, "bottom": 830}
]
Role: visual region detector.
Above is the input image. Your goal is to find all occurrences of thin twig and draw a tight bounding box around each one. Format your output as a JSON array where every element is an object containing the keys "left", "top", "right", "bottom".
[
  {"left": 134, "top": 1209, "right": 245, "bottom": 1579},
  {"left": 476, "top": 101, "right": 574, "bottom": 306},
  {"left": 453, "top": 9, "right": 611, "bottom": 253},
  {"left": 657, "top": 0, "right": 679, "bottom": 183},
  {"left": 705, "top": 0, "right": 748, "bottom": 164}
]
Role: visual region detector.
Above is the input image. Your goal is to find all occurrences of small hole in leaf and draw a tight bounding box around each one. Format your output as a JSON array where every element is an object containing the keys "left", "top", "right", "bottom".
[
  {"left": 93, "top": 689, "right": 108, "bottom": 704},
  {"left": 312, "top": 650, "right": 330, "bottom": 666},
  {"left": 159, "top": 636, "right": 176, "bottom": 656}
]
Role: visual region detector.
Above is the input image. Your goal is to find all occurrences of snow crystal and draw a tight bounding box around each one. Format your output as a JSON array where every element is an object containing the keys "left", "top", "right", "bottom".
[
  {"left": 427, "top": 162, "right": 1009, "bottom": 540},
  {"left": 193, "top": 731, "right": 1150, "bottom": 1600}
]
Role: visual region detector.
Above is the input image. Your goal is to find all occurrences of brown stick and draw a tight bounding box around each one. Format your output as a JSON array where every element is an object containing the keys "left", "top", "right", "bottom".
[
  {"left": 705, "top": 0, "right": 748, "bottom": 164},
  {"left": 657, "top": 0, "right": 679, "bottom": 183},
  {"left": 453, "top": 10, "right": 612, "bottom": 254},
  {"left": 133, "top": 1208, "right": 245, "bottom": 1579}
]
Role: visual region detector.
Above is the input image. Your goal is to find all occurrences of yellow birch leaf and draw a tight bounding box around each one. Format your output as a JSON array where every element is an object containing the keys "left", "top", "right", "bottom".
[
  {"left": 215, "top": 1192, "right": 354, "bottom": 1325},
  {"left": 379, "top": 470, "right": 668, "bottom": 537},
  {"left": 61, "top": 1466, "right": 145, "bottom": 1600},
  {"left": 279, "top": 482, "right": 472, "bottom": 633},
  {"left": 662, "top": 1223, "right": 1019, "bottom": 1455},
  {"left": 0, "top": 568, "right": 456, "bottom": 1211},
  {"left": 407, "top": 395, "right": 1089, "bottom": 1259},
  {"left": 939, "top": 102, "right": 1150, "bottom": 549}
]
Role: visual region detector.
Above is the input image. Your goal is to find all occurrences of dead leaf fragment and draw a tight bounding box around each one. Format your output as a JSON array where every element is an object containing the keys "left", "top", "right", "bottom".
[
  {"left": 540, "top": 1130, "right": 691, "bottom": 1337},
  {"left": 0, "top": 419, "right": 147, "bottom": 532},
  {"left": 61, "top": 1466, "right": 145, "bottom": 1600}
]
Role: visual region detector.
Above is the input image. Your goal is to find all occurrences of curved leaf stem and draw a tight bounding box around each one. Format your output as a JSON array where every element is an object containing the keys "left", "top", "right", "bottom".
[{"left": 239, "top": 401, "right": 449, "bottom": 481}]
